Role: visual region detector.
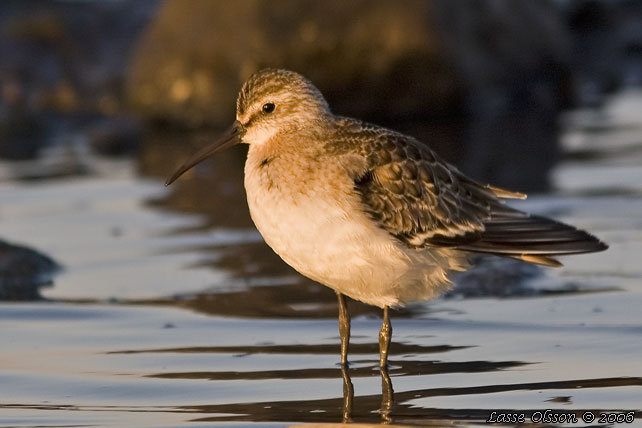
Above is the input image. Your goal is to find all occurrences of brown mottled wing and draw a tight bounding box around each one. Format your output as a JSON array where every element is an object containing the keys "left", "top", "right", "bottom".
[{"left": 345, "top": 121, "right": 608, "bottom": 263}]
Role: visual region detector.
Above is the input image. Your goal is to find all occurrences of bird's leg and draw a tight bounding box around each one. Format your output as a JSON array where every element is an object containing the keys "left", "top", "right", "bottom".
[
  {"left": 340, "top": 364, "right": 354, "bottom": 422},
  {"left": 379, "top": 364, "right": 394, "bottom": 423},
  {"left": 379, "top": 306, "right": 392, "bottom": 367},
  {"left": 337, "top": 292, "right": 353, "bottom": 421},
  {"left": 336, "top": 292, "right": 350, "bottom": 366}
]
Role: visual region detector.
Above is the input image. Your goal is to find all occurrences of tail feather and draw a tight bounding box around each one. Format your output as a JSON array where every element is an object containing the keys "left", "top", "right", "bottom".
[
  {"left": 510, "top": 254, "right": 563, "bottom": 267},
  {"left": 429, "top": 213, "right": 608, "bottom": 262}
]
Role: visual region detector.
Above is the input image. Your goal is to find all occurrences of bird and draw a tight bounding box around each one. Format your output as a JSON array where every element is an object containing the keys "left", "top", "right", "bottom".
[{"left": 165, "top": 68, "right": 608, "bottom": 368}]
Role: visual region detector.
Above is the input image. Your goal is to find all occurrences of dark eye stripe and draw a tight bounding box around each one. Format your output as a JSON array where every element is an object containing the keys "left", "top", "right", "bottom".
[{"left": 241, "top": 102, "right": 276, "bottom": 127}]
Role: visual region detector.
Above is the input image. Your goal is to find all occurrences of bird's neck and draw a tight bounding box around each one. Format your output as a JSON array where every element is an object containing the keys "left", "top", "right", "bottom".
[{"left": 247, "top": 119, "right": 335, "bottom": 161}]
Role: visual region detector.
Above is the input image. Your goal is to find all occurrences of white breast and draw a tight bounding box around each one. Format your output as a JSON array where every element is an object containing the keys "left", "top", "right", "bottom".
[{"left": 243, "top": 146, "right": 460, "bottom": 308}]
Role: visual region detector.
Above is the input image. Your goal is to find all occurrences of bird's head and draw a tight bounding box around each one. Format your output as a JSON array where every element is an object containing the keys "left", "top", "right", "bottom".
[
  {"left": 236, "top": 68, "right": 330, "bottom": 145},
  {"left": 166, "top": 69, "right": 330, "bottom": 186}
]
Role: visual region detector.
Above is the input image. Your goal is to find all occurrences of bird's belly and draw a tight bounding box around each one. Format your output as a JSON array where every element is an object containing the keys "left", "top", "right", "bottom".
[{"left": 244, "top": 167, "right": 447, "bottom": 307}]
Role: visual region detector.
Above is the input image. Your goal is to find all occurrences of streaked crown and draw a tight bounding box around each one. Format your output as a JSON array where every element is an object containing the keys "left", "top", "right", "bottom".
[{"left": 236, "top": 69, "right": 331, "bottom": 144}]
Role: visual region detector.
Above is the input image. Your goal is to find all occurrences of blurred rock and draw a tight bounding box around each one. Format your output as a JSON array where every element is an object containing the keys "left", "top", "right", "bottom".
[
  {"left": 87, "top": 116, "right": 142, "bottom": 156},
  {"left": 0, "top": 0, "right": 158, "bottom": 161},
  {"left": 433, "top": 1, "right": 570, "bottom": 192},
  {"left": 564, "top": 0, "right": 642, "bottom": 103},
  {"left": 6, "top": 133, "right": 91, "bottom": 181},
  {"left": 0, "top": 101, "right": 44, "bottom": 159},
  {"left": 127, "top": 0, "right": 459, "bottom": 129},
  {"left": 0, "top": 0, "right": 159, "bottom": 114},
  {"left": 2, "top": 0, "right": 638, "bottom": 190},
  {"left": 127, "top": 0, "right": 572, "bottom": 191},
  {"left": 0, "top": 239, "right": 60, "bottom": 300}
]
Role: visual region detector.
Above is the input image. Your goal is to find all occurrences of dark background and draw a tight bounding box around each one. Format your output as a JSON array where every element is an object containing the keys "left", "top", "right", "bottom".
[{"left": 1, "top": 0, "right": 640, "bottom": 190}]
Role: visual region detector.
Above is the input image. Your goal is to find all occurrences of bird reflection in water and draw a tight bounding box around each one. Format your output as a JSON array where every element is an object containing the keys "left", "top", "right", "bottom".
[{"left": 340, "top": 364, "right": 394, "bottom": 423}]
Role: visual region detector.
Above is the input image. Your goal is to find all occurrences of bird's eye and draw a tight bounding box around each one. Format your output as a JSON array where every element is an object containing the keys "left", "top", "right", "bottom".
[{"left": 262, "top": 103, "right": 275, "bottom": 114}]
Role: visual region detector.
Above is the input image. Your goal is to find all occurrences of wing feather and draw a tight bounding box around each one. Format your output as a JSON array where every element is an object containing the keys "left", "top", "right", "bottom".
[{"left": 336, "top": 119, "right": 608, "bottom": 264}]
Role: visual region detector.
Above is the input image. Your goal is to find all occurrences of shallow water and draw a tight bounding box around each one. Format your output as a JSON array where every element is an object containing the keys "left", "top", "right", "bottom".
[{"left": 1, "top": 91, "right": 642, "bottom": 427}]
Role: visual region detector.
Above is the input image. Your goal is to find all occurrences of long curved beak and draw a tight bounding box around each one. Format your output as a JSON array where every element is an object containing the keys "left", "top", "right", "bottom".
[{"left": 165, "top": 121, "right": 244, "bottom": 186}]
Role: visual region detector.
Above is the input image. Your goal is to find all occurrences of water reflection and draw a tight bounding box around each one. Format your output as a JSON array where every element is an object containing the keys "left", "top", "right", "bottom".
[
  {"left": 379, "top": 366, "right": 394, "bottom": 424},
  {"left": 116, "top": 340, "right": 536, "bottom": 424},
  {"left": 140, "top": 130, "right": 252, "bottom": 229},
  {"left": 337, "top": 365, "right": 394, "bottom": 424},
  {"left": 341, "top": 365, "right": 354, "bottom": 422},
  {"left": 175, "top": 375, "right": 642, "bottom": 424}
]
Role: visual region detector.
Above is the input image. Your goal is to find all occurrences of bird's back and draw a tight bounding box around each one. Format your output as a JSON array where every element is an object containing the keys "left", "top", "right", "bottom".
[{"left": 328, "top": 116, "right": 608, "bottom": 267}]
